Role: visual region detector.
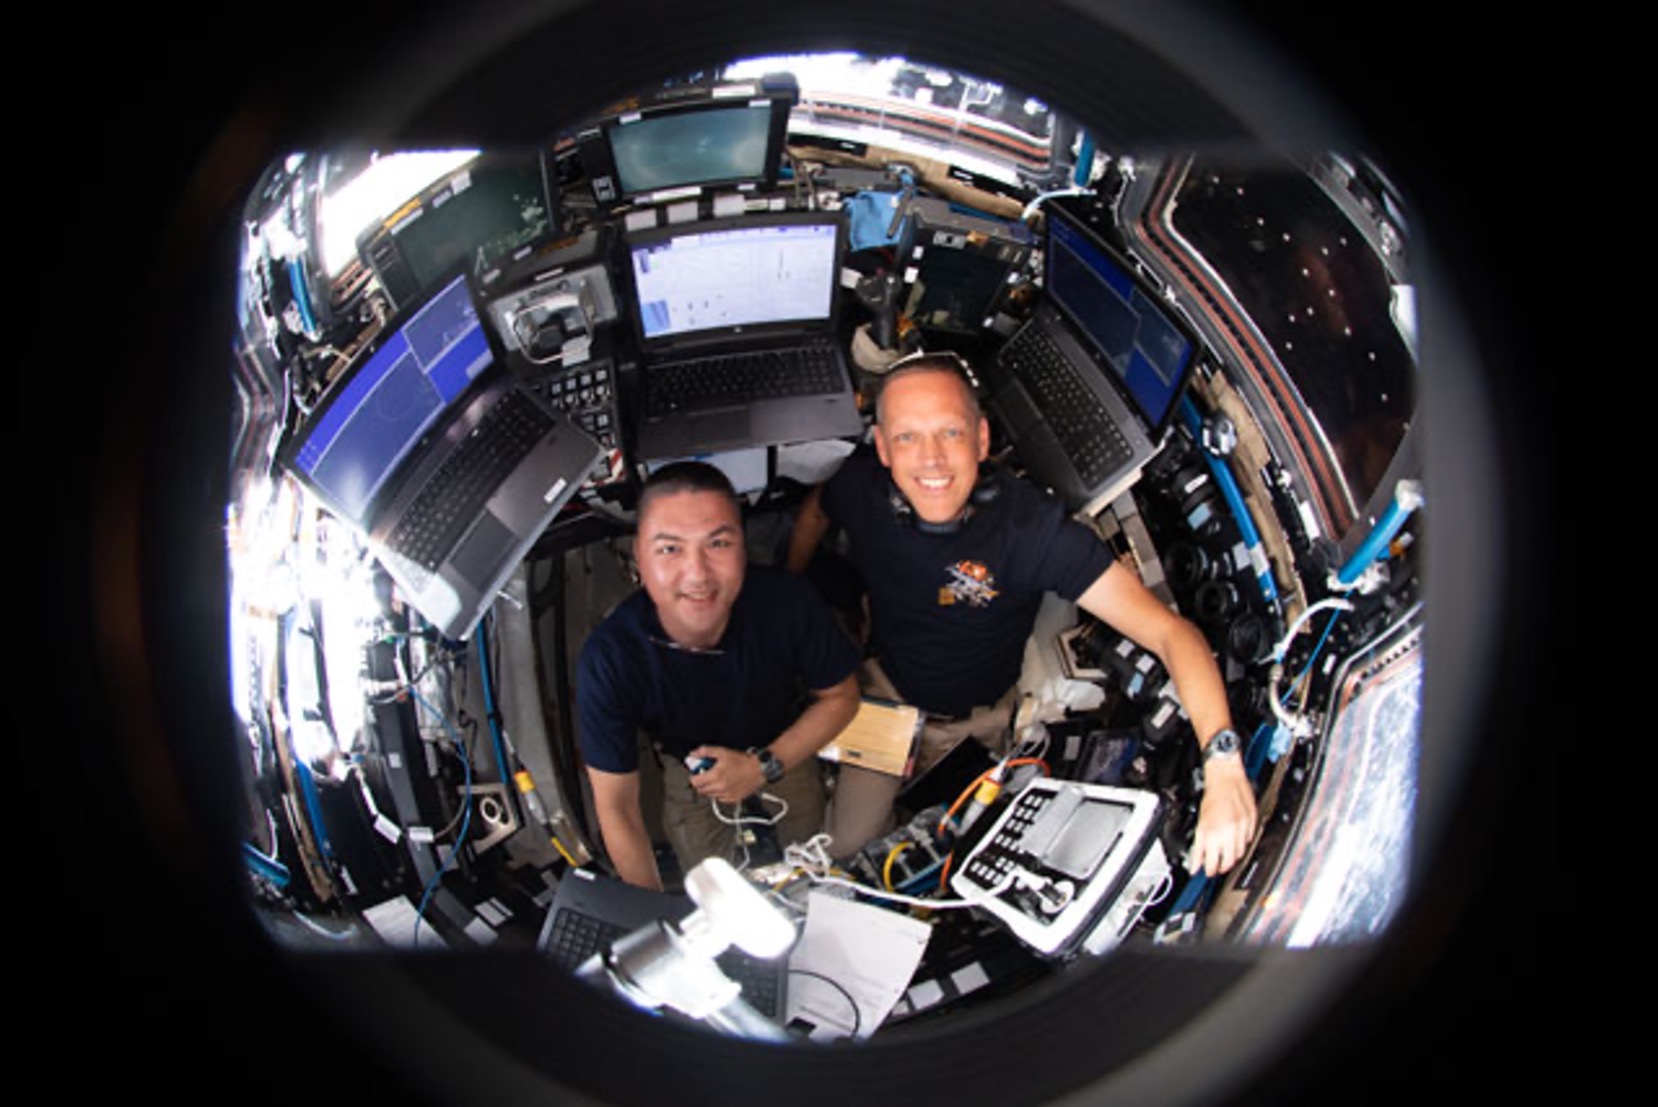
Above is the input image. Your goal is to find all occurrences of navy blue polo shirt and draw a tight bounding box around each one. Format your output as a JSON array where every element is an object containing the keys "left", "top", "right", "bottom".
[
  {"left": 576, "top": 564, "right": 861, "bottom": 774},
  {"left": 820, "top": 447, "right": 1115, "bottom": 718}
]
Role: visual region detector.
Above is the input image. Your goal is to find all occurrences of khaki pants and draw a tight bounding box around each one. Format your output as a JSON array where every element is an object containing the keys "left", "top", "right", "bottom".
[
  {"left": 658, "top": 750, "right": 828, "bottom": 877},
  {"left": 823, "top": 657, "right": 1017, "bottom": 860}
]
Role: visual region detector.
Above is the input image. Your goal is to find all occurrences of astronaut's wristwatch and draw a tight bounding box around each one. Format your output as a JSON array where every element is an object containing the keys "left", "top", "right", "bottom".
[
  {"left": 749, "top": 746, "right": 785, "bottom": 784},
  {"left": 1202, "top": 728, "right": 1243, "bottom": 763}
]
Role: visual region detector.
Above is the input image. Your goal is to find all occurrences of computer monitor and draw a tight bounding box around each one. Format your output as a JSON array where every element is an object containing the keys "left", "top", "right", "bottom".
[
  {"left": 900, "top": 197, "right": 1033, "bottom": 335},
  {"left": 582, "top": 77, "right": 796, "bottom": 207},
  {"left": 357, "top": 152, "right": 555, "bottom": 311},
  {"left": 611, "top": 101, "right": 774, "bottom": 196}
]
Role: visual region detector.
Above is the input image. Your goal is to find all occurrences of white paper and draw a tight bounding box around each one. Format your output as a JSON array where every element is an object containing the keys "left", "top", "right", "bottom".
[
  {"left": 361, "top": 896, "right": 445, "bottom": 949},
  {"left": 776, "top": 439, "right": 858, "bottom": 485},
  {"left": 785, "top": 891, "right": 932, "bottom": 1040}
]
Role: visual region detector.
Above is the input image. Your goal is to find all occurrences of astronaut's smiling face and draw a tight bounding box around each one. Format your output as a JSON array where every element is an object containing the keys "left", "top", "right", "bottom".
[
  {"left": 635, "top": 489, "right": 746, "bottom": 649},
  {"left": 874, "top": 367, "right": 991, "bottom": 526}
]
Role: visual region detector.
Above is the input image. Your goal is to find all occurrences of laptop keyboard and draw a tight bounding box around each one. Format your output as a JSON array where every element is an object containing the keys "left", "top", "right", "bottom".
[
  {"left": 644, "top": 341, "right": 843, "bottom": 417},
  {"left": 543, "top": 906, "right": 786, "bottom": 1019},
  {"left": 544, "top": 906, "right": 627, "bottom": 972},
  {"left": 387, "top": 389, "right": 553, "bottom": 572},
  {"left": 721, "top": 948, "right": 784, "bottom": 1019},
  {"left": 999, "top": 324, "right": 1133, "bottom": 488}
]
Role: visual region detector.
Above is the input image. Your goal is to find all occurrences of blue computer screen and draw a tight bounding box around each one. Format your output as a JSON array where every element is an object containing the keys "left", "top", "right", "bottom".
[
  {"left": 1047, "top": 212, "right": 1195, "bottom": 431},
  {"left": 292, "top": 274, "right": 492, "bottom": 524}
]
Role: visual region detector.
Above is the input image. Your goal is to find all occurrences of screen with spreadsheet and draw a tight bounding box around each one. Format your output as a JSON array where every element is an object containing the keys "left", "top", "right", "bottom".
[{"left": 629, "top": 219, "right": 838, "bottom": 341}]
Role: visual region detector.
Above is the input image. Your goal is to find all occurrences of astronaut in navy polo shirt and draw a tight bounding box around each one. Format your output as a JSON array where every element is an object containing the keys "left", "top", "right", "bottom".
[
  {"left": 577, "top": 460, "right": 861, "bottom": 890},
  {"left": 786, "top": 354, "right": 1257, "bottom": 878}
]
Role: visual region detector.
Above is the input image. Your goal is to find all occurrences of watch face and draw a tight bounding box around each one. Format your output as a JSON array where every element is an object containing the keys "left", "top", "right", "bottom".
[{"left": 1207, "top": 730, "right": 1240, "bottom": 757}]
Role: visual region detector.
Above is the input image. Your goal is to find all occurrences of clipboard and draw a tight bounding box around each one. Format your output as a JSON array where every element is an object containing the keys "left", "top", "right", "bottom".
[{"left": 817, "top": 696, "right": 923, "bottom": 778}]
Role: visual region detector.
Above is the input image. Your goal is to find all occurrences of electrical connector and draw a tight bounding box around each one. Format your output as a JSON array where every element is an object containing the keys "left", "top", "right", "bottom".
[{"left": 955, "top": 775, "right": 1005, "bottom": 837}]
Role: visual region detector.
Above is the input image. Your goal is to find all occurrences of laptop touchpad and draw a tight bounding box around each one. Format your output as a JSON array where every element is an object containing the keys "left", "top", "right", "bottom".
[
  {"left": 689, "top": 408, "right": 750, "bottom": 448},
  {"left": 452, "top": 512, "right": 518, "bottom": 589}
]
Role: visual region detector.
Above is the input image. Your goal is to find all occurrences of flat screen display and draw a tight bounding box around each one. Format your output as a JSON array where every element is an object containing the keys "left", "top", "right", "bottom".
[
  {"left": 629, "top": 219, "right": 838, "bottom": 341},
  {"left": 1046, "top": 206, "right": 1197, "bottom": 436},
  {"left": 1044, "top": 799, "right": 1132, "bottom": 879},
  {"left": 290, "top": 273, "right": 491, "bottom": 524},
  {"left": 607, "top": 101, "right": 775, "bottom": 197},
  {"left": 388, "top": 158, "right": 552, "bottom": 291}
]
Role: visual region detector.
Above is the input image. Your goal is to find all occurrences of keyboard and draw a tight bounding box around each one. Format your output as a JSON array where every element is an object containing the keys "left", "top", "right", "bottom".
[
  {"left": 542, "top": 905, "right": 786, "bottom": 1018},
  {"left": 543, "top": 905, "right": 628, "bottom": 972},
  {"left": 524, "top": 363, "right": 617, "bottom": 449},
  {"left": 522, "top": 360, "right": 620, "bottom": 487},
  {"left": 386, "top": 389, "right": 553, "bottom": 572},
  {"left": 999, "top": 325, "right": 1133, "bottom": 488},
  {"left": 644, "top": 341, "right": 843, "bottom": 416}
]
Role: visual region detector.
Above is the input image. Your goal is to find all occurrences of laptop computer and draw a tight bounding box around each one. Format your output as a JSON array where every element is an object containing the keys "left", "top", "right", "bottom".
[
  {"left": 538, "top": 867, "right": 791, "bottom": 1020},
  {"left": 985, "top": 202, "right": 1202, "bottom": 514},
  {"left": 625, "top": 211, "right": 864, "bottom": 461},
  {"left": 280, "top": 269, "right": 602, "bottom": 641}
]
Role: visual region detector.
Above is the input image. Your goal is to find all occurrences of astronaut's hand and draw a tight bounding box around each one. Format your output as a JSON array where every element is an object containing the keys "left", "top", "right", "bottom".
[
  {"left": 1190, "top": 754, "right": 1257, "bottom": 877},
  {"left": 687, "top": 746, "right": 764, "bottom": 805}
]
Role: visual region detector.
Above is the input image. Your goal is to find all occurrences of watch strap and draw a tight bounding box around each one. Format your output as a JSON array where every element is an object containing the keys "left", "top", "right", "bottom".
[{"left": 749, "top": 746, "right": 785, "bottom": 783}]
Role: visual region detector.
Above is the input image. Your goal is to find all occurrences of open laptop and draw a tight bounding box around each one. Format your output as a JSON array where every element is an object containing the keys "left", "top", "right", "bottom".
[
  {"left": 280, "top": 269, "right": 602, "bottom": 641},
  {"left": 538, "top": 867, "right": 791, "bottom": 1021},
  {"left": 625, "top": 211, "right": 864, "bottom": 461},
  {"left": 985, "top": 201, "right": 1202, "bottom": 514}
]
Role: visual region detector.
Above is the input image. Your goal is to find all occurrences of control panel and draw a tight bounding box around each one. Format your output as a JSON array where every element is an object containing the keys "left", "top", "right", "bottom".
[
  {"left": 950, "top": 778, "right": 1170, "bottom": 958},
  {"left": 482, "top": 232, "right": 627, "bottom": 490},
  {"left": 520, "top": 358, "right": 624, "bottom": 488}
]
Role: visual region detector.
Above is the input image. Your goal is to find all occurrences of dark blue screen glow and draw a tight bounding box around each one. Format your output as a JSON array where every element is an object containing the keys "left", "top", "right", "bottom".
[
  {"left": 1047, "top": 213, "right": 1194, "bottom": 430},
  {"left": 293, "top": 274, "right": 491, "bottom": 523}
]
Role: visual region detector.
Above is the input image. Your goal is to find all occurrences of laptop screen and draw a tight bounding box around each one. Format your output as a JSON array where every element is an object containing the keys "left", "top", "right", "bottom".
[
  {"left": 1045, "top": 205, "right": 1197, "bottom": 436},
  {"left": 628, "top": 217, "right": 839, "bottom": 342},
  {"left": 288, "top": 272, "right": 494, "bottom": 526}
]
